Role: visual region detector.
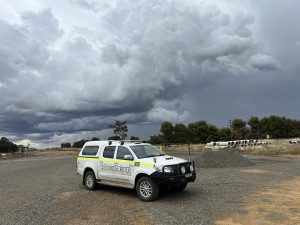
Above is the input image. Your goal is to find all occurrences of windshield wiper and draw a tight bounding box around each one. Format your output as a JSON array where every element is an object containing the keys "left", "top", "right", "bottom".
[{"left": 140, "top": 154, "right": 165, "bottom": 158}]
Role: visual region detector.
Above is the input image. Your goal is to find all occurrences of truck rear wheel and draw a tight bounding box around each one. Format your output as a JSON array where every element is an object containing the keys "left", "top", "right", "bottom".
[
  {"left": 136, "top": 176, "right": 159, "bottom": 201},
  {"left": 84, "top": 171, "right": 97, "bottom": 190}
]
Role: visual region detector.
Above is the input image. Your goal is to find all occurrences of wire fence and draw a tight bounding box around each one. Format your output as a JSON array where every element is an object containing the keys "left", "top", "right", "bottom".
[{"left": 0, "top": 152, "right": 37, "bottom": 161}]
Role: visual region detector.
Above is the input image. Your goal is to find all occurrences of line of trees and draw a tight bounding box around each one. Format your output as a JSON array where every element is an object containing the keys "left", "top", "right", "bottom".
[
  {"left": 0, "top": 137, "right": 18, "bottom": 153},
  {"left": 61, "top": 115, "right": 300, "bottom": 147},
  {"left": 149, "top": 115, "right": 300, "bottom": 145},
  {"left": 61, "top": 137, "right": 100, "bottom": 149}
]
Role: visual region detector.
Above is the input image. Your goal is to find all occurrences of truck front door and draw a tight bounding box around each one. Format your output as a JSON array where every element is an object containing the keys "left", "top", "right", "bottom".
[{"left": 114, "top": 146, "right": 135, "bottom": 184}]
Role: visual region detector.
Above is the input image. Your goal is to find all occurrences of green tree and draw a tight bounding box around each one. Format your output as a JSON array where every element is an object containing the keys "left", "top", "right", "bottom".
[
  {"left": 231, "top": 119, "right": 247, "bottom": 140},
  {"left": 218, "top": 128, "right": 231, "bottom": 141},
  {"left": 61, "top": 143, "right": 71, "bottom": 148},
  {"left": 72, "top": 139, "right": 87, "bottom": 148},
  {"left": 149, "top": 135, "right": 163, "bottom": 145},
  {"left": 160, "top": 121, "right": 174, "bottom": 144},
  {"left": 91, "top": 137, "right": 100, "bottom": 141},
  {"left": 130, "top": 136, "right": 140, "bottom": 140},
  {"left": 0, "top": 137, "right": 9, "bottom": 143},
  {"left": 188, "top": 121, "right": 218, "bottom": 143},
  {"left": 173, "top": 123, "right": 190, "bottom": 144},
  {"left": 206, "top": 124, "right": 219, "bottom": 142},
  {"left": 259, "top": 115, "right": 297, "bottom": 138},
  {"left": 0, "top": 137, "right": 18, "bottom": 153},
  {"left": 109, "top": 120, "right": 128, "bottom": 140},
  {"left": 248, "top": 117, "right": 261, "bottom": 139}
]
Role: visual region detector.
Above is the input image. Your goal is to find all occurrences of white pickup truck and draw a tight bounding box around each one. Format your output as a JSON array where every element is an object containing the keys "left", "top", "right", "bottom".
[{"left": 77, "top": 140, "right": 196, "bottom": 201}]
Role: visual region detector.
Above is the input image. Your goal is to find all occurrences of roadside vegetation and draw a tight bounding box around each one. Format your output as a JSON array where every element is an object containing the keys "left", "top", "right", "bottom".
[
  {"left": 0, "top": 137, "right": 18, "bottom": 153},
  {"left": 1, "top": 115, "right": 300, "bottom": 155},
  {"left": 149, "top": 115, "right": 300, "bottom": 145},
  {"left": 60, "top": 115, "right": 300, "bottom": 149}
]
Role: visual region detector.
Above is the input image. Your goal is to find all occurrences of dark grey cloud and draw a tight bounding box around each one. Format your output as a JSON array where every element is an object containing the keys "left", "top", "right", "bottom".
[
  {"left": 0, "top": 0, "right": 295, "bottom": 147},
  {"left": 181, "top": 69, "right": 300, "bottom": 128}
]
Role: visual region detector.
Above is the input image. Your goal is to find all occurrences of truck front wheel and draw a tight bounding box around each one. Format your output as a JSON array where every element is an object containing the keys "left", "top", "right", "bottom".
[{"left": 136, "top": 176, "right": 159, "bottom": 201}]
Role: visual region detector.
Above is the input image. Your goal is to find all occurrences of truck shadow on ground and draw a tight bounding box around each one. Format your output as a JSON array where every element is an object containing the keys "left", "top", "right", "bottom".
[
  {"left": 158, "top": 188, "right": 208, "bottom": 202},
  {"left": 94, "top": 184, "right": 137, "bottom": 197},
  {"left": 80, "top": 183, "right": 200, "bottom": 201}
]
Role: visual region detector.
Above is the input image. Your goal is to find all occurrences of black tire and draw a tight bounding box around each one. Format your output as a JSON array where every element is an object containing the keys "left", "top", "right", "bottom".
[
  {"left": 136, "top": 176, "right": 159, "bottom": 202},
  {"left": 84, "top": 171, "right": 97, "bottom": 190},
  {"left": 174, "top": 183, "right": 187, "bottom": 192}
]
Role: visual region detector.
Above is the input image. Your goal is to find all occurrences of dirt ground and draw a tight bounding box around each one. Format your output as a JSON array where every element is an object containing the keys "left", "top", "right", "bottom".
[
  {"left": 1, "top": 153, "right": 300, "bottom": 225},
  {"left": 215, "top": 176, "right": 300, "bottom": 225}
]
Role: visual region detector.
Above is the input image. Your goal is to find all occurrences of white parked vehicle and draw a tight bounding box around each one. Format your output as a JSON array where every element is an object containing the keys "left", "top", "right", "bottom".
[{"left": 77, "top": 140, "right": 196, "bottom": 201}]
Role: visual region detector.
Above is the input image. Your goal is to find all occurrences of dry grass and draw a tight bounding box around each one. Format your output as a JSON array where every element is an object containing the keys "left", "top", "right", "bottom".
[
  {"left": 33, "top": 148, "right": 80, "bottom": 157},
  {"left": 288, "top": 147, "right": 300, "bottom": 155},
  {"left": 162, "top": 139, "right": 300, "bottom": 156},
  {"left": 161, "top": 144, "right": 206, "bottom": 153},
  {"left": 0, "top": 148, "right": 80, "bottom": 160}
]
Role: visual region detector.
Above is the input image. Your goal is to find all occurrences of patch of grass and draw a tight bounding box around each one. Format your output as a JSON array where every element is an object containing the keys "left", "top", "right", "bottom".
[{"left": 288, "top": 147, "right": 300, "bottom": 155}]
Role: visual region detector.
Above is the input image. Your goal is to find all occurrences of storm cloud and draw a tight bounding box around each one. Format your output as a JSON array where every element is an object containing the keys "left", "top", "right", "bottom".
[{"left": 0, "top": 0, "right": 298, "bottom": 147}]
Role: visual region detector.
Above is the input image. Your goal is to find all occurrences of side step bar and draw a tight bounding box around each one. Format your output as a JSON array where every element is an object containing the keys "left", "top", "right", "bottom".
[{"left": 97, "top": 179, "right": 134, "bottom": 189}]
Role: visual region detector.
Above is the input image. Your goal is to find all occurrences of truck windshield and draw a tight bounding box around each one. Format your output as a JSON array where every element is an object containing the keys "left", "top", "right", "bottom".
[{"left": 130, "top": 145, "right": 165, "bottom": 159}]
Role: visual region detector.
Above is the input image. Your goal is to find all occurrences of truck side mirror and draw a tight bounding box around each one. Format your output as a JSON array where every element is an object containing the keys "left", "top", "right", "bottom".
[{"left": 124, "top": 155, "right": 133, "bottom": 160}]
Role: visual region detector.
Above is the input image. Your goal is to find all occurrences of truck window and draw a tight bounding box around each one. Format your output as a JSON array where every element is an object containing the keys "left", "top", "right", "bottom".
[
  {"left": 103, "top": 146, "right": 116, "bottom": 158},
  {"left": 116, "top": 146, "right": 132, "bottom": 160},
  {"left": 82, "top": 146, "right": 99, "bottom": 156}
]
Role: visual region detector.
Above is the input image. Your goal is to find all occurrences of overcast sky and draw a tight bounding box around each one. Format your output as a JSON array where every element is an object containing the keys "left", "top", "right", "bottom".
[{"left": 0, "top": 0, "right": 299, "bottom": 148}]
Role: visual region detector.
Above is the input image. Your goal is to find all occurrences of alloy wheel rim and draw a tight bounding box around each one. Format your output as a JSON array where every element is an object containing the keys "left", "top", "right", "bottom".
[
  {"left": 86, "top": 175, "right": 94, "bottom": 188},
  {"left": 139, "top": 180, "right": 152, "bottom": 198}
]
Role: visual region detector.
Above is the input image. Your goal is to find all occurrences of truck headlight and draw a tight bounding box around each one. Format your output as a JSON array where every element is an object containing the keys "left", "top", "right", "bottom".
[
  {"left": 180, "top": 166, "right": 186, "bottom": 174},
  {"left": 155, "top": 166, "right": 172, "bottom": 173},
  {"left": 163, "top": 166, "right": 172, "bottom": 173},
  {"left": 190, "top": 164, "right": 194, "bottom": 172}
]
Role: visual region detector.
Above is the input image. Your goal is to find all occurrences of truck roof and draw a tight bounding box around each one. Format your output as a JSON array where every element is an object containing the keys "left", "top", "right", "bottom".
[{"left": 83, "top": 140, "right": 148, "bottom": 147}]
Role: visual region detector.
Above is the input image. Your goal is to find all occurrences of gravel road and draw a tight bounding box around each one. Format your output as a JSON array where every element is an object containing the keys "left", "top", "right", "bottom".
[{"left": 0, "top": 153, "right": 299, "bottom": 225}]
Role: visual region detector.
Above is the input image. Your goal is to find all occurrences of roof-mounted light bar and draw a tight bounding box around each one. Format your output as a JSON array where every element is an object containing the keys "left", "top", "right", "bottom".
[{"left": 104, "top": 140, "right": 147, "bottom": 145}]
